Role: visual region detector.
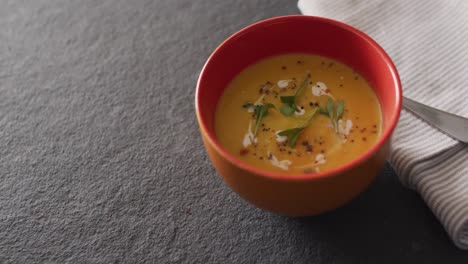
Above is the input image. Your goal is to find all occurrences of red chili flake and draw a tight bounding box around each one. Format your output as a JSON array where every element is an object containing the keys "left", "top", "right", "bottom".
[
  {"left": 373, "top": 124, "right": 377, "bottom": 128},
  {"left": 260, "top": 157, "right": 264, "bottom": 160},
  {"left": 240, "top": 148, "right": 249, "bottom": 156},
  {"left": 362, "top": 137, "right": 367, "bottom": 141},
  {"left": 360, "top": 128, "right": 367, "bottom": 133},
  {"left": 351, "top": 139, "right": 355, "bottom": 143},
  {"left": 281, "top": 66, "right": 287, "bottom": 70}
]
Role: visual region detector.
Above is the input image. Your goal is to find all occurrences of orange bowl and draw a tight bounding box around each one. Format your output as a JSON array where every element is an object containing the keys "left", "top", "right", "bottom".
[{"left": 195, "top": 15, "right": 402, "bottom": 216}]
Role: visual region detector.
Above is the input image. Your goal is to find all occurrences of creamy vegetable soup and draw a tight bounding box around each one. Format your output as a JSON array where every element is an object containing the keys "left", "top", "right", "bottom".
[{"left": 215, "top": 54, "right": 382, "bottom": 174}]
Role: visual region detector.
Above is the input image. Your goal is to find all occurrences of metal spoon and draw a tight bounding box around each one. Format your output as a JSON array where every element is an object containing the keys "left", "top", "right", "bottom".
[{"left": 402, "top": 97, "right": 468, "bottom": 143}]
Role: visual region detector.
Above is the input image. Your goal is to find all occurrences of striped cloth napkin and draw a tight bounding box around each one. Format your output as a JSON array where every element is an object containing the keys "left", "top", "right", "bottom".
[{"left": 298, "top": 0, "right": 468, "bottom": 249}]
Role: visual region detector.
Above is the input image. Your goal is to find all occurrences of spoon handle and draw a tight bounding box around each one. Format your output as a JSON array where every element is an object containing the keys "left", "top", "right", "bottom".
[{"left": 402, "top": 97, "right": 468, "bottom": 143}]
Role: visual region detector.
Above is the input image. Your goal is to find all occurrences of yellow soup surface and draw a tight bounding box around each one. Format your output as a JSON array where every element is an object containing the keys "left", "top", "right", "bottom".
[{"left": 215, "top": 54, "right": 382, "bottom": 174}]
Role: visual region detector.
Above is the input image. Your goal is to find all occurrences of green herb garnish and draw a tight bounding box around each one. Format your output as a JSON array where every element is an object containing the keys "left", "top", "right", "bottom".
[
  {"left": 279, "top": 96, "right": 296, "bottom": 116},
  {"left": 319, "top": 99, "right": 344, "bottom": 133},
  {"left": 336, "top": 100, "right": 344, "bottom": 119},
  {"left": 253, "top": 103, "right": 275, "bottom": 135},
  {"left": 279, "top": 75, "right": 309, "bottom": 116},
  {"left": 278, "top": 127, "right": 305, "bottom": 148},
  {"left": 278, "top": 108, "right": 318, "bottom": 147}
]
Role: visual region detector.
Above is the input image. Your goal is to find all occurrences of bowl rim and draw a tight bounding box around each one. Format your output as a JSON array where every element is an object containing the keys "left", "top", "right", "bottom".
[{"left": 195, "top": 15, "right": 402, "bottom": 181}]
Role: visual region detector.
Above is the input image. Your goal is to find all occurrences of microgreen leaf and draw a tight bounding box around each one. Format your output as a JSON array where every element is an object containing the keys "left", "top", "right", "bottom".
[
  {"left": 294, "top": 75, "right": 310, "bottom": 97},
  {"left": 320, "top": 99, "right": 345, "bottom": 135},
  {"left": 326, "top": 99, "right": 334, "bottom": 121},
  {"left": 278, "top": 127, "right": 298, "bottom": 137},
  {"left": 288, "top": 128, "right": 305, "bottom": 147},
  {"left": 279, "top": 75, "right": 309, "bottom": 117},
  {"left": 277, "top": 108, "right": 318, "bottom": 148},
  {"left": 253, "top": 103, "right": 275, "bottom": 135},
  {"left": 336, "top": 100, "right": 344, "bottom": 120},
  {"left": 280, "top": 96, "right": 295, "bottom": 105},
  {"left": 280, "top": 105, "right": 295, "bottom": 116},
  {"left": 278, "top": 127, "right": 304, "bottom": 147}
]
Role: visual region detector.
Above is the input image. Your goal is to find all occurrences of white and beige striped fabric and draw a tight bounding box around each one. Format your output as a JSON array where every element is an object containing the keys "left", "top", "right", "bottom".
[{"left": 298, "top": 0, "right": 468, "bottom": 249}]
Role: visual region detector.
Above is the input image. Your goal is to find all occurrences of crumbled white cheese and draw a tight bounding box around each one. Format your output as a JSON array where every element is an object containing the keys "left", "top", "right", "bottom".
[
  {"left": 242, "top": 121, "right": 257, "bottom": 148},
  {"left": 294, "top": 107, "right": 305, "bottom": 116},
  {"left": 277, "top": 80, "right": 290, "bottom": 89},
  {"left": 338, "top": 119, "right": 353, "bottom": 142},
  {"left": 315, "top": 153, "right": 326, "bottom": 165},
  {"left": 268, "top": 152, "right": 292, "bottom": 170},
  {"left": 275, "top": 131, "right": 288, "bottom": 143},
  {"left": 311, "top": 82, "right": 333, "bottom": 98}
]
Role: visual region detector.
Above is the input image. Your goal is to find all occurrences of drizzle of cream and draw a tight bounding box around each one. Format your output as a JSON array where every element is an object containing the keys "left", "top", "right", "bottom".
[
  {"left": 268, "top": 152, "right": 292, "bottom": 170},
  {"left": 338, "top": 119, "right": 353, "bottom": 142},
  {"left": 311, "top": 82, "right": 334, "bottom": 99},
  {"left": 294, "top": 107, "right": 305, "bottom": 116},
  {"left": 242, "top": 120, "right": 257, "bottom": 148},
  {"left": 315, "top": 153, "right": 326, "bottom": 165},
  {"left": 277, "top": 80, "right": 290, "bottom": 89},
  {"left": 275, "top": 131, "right": 288, "bottom": 143}
]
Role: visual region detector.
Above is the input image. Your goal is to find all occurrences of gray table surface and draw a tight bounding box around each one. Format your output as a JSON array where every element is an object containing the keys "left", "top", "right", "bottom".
[{"left": 1, "top": 0, "right": 468, "bottom": 263}]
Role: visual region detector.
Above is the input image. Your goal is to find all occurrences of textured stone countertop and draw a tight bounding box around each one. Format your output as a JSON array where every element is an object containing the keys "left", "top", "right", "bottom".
[{"left": 1, "top": 0, "right": 468, "bottom": 263}]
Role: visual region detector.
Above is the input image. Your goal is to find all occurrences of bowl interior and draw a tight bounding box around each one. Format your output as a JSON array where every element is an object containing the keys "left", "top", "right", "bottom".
[{"left": 196, "top": 15, "right": 401, "bottom": 177}]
